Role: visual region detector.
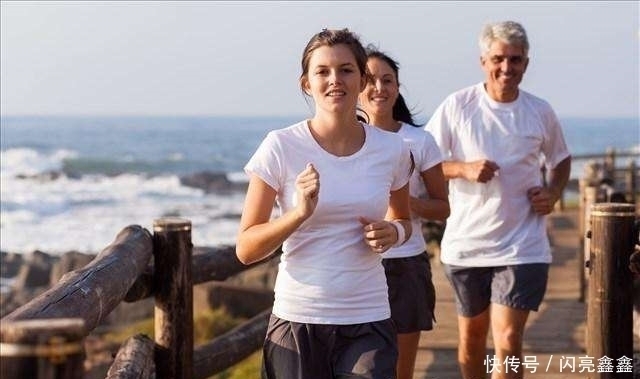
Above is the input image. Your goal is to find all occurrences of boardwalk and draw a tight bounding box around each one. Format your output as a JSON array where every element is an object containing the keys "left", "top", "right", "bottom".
[{"left": 413, "top": 208, "right": 636, "bottom": 379}]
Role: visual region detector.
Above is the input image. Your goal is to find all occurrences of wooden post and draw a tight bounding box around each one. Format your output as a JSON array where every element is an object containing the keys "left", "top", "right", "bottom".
[
  {"left": 0, "top": 318, "right": 85, "bottom": 379},
  {"left": 153, "top": 217, "right": 193, "bottom": 379},
  {"left": 625, "top": 159, "right": 636, "bottom": 205},
  {"left": 585, "top": 203, "right": 635, "bottom": 379},
  {"left": 582, "top": 184, "right": 598, "bottom": 303},
  {"left": 603, "top": 147, "right": 615, "bottom": 181},
  {"left": 578, "top": 179, "right": 588, "bottom": 302}
]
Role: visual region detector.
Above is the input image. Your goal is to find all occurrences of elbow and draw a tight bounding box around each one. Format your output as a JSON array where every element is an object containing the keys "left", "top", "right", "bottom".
[{"left": 235, "top": 239, "right": 254, "bottom": 266}]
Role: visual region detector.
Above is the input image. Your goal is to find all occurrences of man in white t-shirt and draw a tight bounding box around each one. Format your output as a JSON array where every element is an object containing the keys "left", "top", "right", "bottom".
[{"left": 426, "top": 21, "right": 571, "bottom": 379}]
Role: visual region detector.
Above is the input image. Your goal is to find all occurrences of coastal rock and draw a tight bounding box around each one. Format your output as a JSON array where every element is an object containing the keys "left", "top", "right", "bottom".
[
  {"left": 0, "top": 251, "right": 24, "bottom": 278},
  {"left": 13, "top": 250, "right": 55, "bottom": 289},
  {"left": 180, "top": 171, "right": 247, "bottom": 193}
]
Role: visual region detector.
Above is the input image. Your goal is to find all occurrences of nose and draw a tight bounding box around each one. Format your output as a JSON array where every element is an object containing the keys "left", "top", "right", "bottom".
[
  {"left": 374, "top": 79, "right": 384, "bottom": 91},
  {"left": 500, "top": 58, "right": 513, "bottom": 72},
  {"left": 329, "top": 70, "right": 342, "bottom": 85}
]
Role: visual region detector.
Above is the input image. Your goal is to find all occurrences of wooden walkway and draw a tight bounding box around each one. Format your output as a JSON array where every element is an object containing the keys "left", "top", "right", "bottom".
[{"left": 413, "top": 208, "right": 629, "bottom": 378}]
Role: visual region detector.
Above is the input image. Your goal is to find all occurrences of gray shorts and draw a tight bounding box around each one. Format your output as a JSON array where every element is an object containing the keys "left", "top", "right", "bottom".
[
  {"left": 262, "top": 314, "right": 397, "bottom": 379},
  {"left": 443, "top": 263, "right": 549, "bottom": 317},
  {"left": 383, "top": 252, "right": 436, "bottom": 333}
]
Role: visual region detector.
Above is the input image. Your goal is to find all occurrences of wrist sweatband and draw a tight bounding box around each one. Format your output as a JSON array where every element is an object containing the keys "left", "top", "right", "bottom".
[{"left": 390, "top": 220, "right": 406, "bottom": 247}]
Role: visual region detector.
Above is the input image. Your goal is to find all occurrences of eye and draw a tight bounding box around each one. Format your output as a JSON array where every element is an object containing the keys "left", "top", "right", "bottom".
[{"left": 509, "top": 56, "right": 524, "bottom": 64}]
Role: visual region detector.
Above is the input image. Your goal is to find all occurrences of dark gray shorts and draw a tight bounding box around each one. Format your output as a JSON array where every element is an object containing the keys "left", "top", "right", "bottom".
[
  {"left": 262, "top": 314, "right": 398, "bottom": 379},
  {"left": 383, "top": 252, "right": 436, "bottom": 333},
  {"left": 442, "top": 263, "right": 549, "bottom": 317}
]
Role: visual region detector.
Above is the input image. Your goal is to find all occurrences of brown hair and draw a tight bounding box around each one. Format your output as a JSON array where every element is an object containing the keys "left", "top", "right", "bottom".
[{"left": 299, "top": 28, "right": 368, "bottom": 95}]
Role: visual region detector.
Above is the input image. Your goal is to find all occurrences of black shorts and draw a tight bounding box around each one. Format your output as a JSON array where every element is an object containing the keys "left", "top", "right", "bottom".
[
  {"left": 383, "top": 252, "right": 436, "bottom": 333},
  {"left": 262, "top": 314, "right": 398, "bottom": 379}
]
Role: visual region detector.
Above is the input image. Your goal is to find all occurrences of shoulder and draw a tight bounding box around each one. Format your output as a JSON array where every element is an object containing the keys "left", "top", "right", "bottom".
[
  {"left": 264, "top": 120, "right": 308, "bottom": 143},
  {"left": 445, "top": 83, "right": 483, "bottom": 108},
  {"left": 399, "top": 123, "right": 430, "bottom": 143},
  {"left": 519, "top": 89, "right": 555, "bottom": 112},
  {"left": 365, "top": 123, "right": 406, "bottom": 151}
]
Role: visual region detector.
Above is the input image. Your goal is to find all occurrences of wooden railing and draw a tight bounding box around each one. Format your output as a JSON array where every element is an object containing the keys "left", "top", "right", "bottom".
[{"left": 0, "top": 219, "right": 280, "bottom": 379}]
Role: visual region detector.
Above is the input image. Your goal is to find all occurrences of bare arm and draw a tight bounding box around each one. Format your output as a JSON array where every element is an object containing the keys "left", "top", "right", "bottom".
[
  {"left": 528, "top": 156, "right": 571, "bottom": 215},
  {"left": 361, "top": 183, "right": 412, "bottom": 254},
  {"left": 236, "top": 164, "right": 319, "bottom": 265},
  {"left": 410, "top": 163, "right": 450, "bottom": 222},
  {"left": 441, "top": 159, "right": 500, "bottom": 183}
]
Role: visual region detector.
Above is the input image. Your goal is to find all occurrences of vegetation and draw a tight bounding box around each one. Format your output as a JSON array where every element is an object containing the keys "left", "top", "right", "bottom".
[{"left": 98, "top": 306, "right": 263, "bottom": 378}]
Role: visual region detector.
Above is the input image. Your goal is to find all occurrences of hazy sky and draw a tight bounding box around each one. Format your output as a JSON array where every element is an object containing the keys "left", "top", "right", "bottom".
[{"left": 1, "top": 1, "right": 638, "bottom": 119}]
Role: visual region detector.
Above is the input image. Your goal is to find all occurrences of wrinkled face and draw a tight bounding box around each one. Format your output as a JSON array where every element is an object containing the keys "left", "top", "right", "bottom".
[
  {"left": 359, "top": 57, "right": 399, "bottom": 118},
  {"left": 302, "top": 44, "right": 366, "bottom": 115},
  {"left": 481, "top": 40, "right": 529, "bottom": 100}
]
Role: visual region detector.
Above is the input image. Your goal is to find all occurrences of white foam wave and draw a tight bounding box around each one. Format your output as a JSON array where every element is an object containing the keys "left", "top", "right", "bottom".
[
  {"left": 1, "top": 148, "right": 78, "bottom": 178},
  {"left": 1, "top": 172, "right": 245, "bottom": 255}
]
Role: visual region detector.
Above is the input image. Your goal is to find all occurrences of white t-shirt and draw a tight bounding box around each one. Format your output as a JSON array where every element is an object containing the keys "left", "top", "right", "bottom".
[
  {"left": 381, "top": 123, "right": 443, "bottom": 259},
  {"left": 245, "top": 120, "right": 412, "bottom": 324},
  {"left": 425, "top": 83, "right": 571, "bottom": 267}
]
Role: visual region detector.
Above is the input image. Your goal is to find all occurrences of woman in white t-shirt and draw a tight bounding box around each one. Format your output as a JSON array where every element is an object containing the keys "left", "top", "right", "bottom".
[
  {"left": 358, "top": 46, "right": 450, "bottom": 379},
  {"left": 236, "top": 29, "right": 413, "bottom": 379}
]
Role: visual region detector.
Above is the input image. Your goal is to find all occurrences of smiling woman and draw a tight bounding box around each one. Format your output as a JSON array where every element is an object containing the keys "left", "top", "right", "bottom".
[{"left": 235, "top": 28, "right": 414, "bottom": 379}]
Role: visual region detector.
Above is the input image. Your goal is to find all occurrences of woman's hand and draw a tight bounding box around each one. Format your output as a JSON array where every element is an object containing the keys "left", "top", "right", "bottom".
[
  {"left": 295, "top": 163, "right": 320, "bottom": 219},
  {"left": 359, "top": 217, "right": 398, "bottom": 254}
]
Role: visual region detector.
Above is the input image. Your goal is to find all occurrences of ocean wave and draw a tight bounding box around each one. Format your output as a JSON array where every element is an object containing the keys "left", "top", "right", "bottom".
[{"left": 1, "top": 148, "right": 78, "bottom": 178}]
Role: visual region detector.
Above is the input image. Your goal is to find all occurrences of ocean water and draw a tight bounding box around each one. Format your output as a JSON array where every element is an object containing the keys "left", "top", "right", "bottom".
[{"left": 1, "top": 115, "right": 638, "bottom": 255}]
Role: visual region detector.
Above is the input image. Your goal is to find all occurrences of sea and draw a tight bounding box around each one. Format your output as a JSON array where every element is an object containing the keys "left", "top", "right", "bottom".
[{"left": 1, "top": 115, "right": 639, "bottom": 256}]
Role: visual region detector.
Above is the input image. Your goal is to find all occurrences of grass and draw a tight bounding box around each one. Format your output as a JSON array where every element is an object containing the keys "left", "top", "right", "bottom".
[{"left": 99, "top": 306, "right": 263, "bottom": 378}]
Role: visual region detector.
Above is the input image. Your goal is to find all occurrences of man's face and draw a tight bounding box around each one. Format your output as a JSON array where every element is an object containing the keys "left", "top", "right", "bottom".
[{"left": 481, "top": 40, "right": 529, "bottom": 101}]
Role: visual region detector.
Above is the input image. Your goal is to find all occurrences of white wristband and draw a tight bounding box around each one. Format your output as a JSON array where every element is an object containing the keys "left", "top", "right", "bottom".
[{"left": 390, "top": 220, "right": 406, "bottom": 247}]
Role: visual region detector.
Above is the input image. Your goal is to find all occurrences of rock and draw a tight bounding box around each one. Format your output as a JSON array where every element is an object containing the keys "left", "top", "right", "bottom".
[
  {"left": 1, "top": 251, "right": 24, "bottom": 278},
  {"left": 194, "top": 282, "right": 273, "bottom": 318},
  {"left": 180, "top": 171, "right": 246, "bottom": 193},
  {"left": 12, "top": 250, "right": 56, "bottom": 290}
]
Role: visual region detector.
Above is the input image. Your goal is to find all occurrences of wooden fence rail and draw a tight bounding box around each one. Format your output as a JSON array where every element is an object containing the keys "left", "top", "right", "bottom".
[{"left": 0, "top": 219, "right": 277, "bottom": 379}]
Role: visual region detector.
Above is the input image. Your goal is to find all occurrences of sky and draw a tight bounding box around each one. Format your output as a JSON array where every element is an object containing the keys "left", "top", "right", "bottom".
[{"left": 1, "top": 1, "right": 639, "bottom": 120}]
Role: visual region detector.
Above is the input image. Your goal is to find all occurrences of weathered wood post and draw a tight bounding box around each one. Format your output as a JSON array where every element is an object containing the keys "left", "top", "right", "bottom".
[
  {"left": 586, "top": 203, "right": 635, "bottom": 379},
  {"left": 625, "top": 159, "right": 636, "bottom": 205},
  {"left": 603, "top": 147, "right": 616, "bottom": 181},
  {"left": 580, "top": 182, "right": 599, "bottom": 303},
  {"left": 153, "top": 217, "right": 193, "bottom": 379},
  {"left": 0, "top": 318, "right": 85, "bottom": 379}
]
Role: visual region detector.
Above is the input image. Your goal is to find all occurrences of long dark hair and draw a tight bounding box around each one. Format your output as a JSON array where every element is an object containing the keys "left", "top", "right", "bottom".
[{"left": 366, "top": 45, "right": 421, "bottom": 127}]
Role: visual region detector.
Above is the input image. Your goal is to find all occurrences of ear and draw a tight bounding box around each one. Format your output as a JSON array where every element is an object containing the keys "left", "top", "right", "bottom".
[
  {"left": 523, "top": 56, "right": 530, "bottom": 72},
  {"left": 301, "top": 77, "right": 311, "bottom": 96}
]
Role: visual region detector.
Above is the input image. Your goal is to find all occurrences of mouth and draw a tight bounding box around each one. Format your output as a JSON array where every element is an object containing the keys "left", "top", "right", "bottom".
[
  {"left": 327, "top": 90, "right": 346, "bottom": 97},
  {"left": 370, "top": 96, "right": 388, "bottom": 103}
]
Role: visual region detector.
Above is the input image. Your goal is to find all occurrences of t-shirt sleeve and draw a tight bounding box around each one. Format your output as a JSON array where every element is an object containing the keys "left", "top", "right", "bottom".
[
  {"left": 244, "top": 131, "right": 282, "bottom": 191},
  {"left": 541, "top": 107, "right": 571, "bottom": 168},
  {"left": 424, "top": 99, "right": 453, "bottom": 159},
  {"left": 391, "top": 138, "right": 413, "bottom": 191},
  {"left": 419, "top": 131, "right": 444, "bottom": 172}
]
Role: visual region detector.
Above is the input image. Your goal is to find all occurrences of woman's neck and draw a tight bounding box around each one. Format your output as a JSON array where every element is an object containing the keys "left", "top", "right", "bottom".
[{"left": 308, "top": 112, "right": 364, "bottom": 156}]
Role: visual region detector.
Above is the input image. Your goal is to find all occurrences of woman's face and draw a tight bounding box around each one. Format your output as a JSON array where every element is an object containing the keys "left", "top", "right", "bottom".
[
  {"left": 359, "top": 57, "right": 399, "bottom": 118},
  {"left": 302, "top": 44, "right": 365, "bottom": 115}
]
